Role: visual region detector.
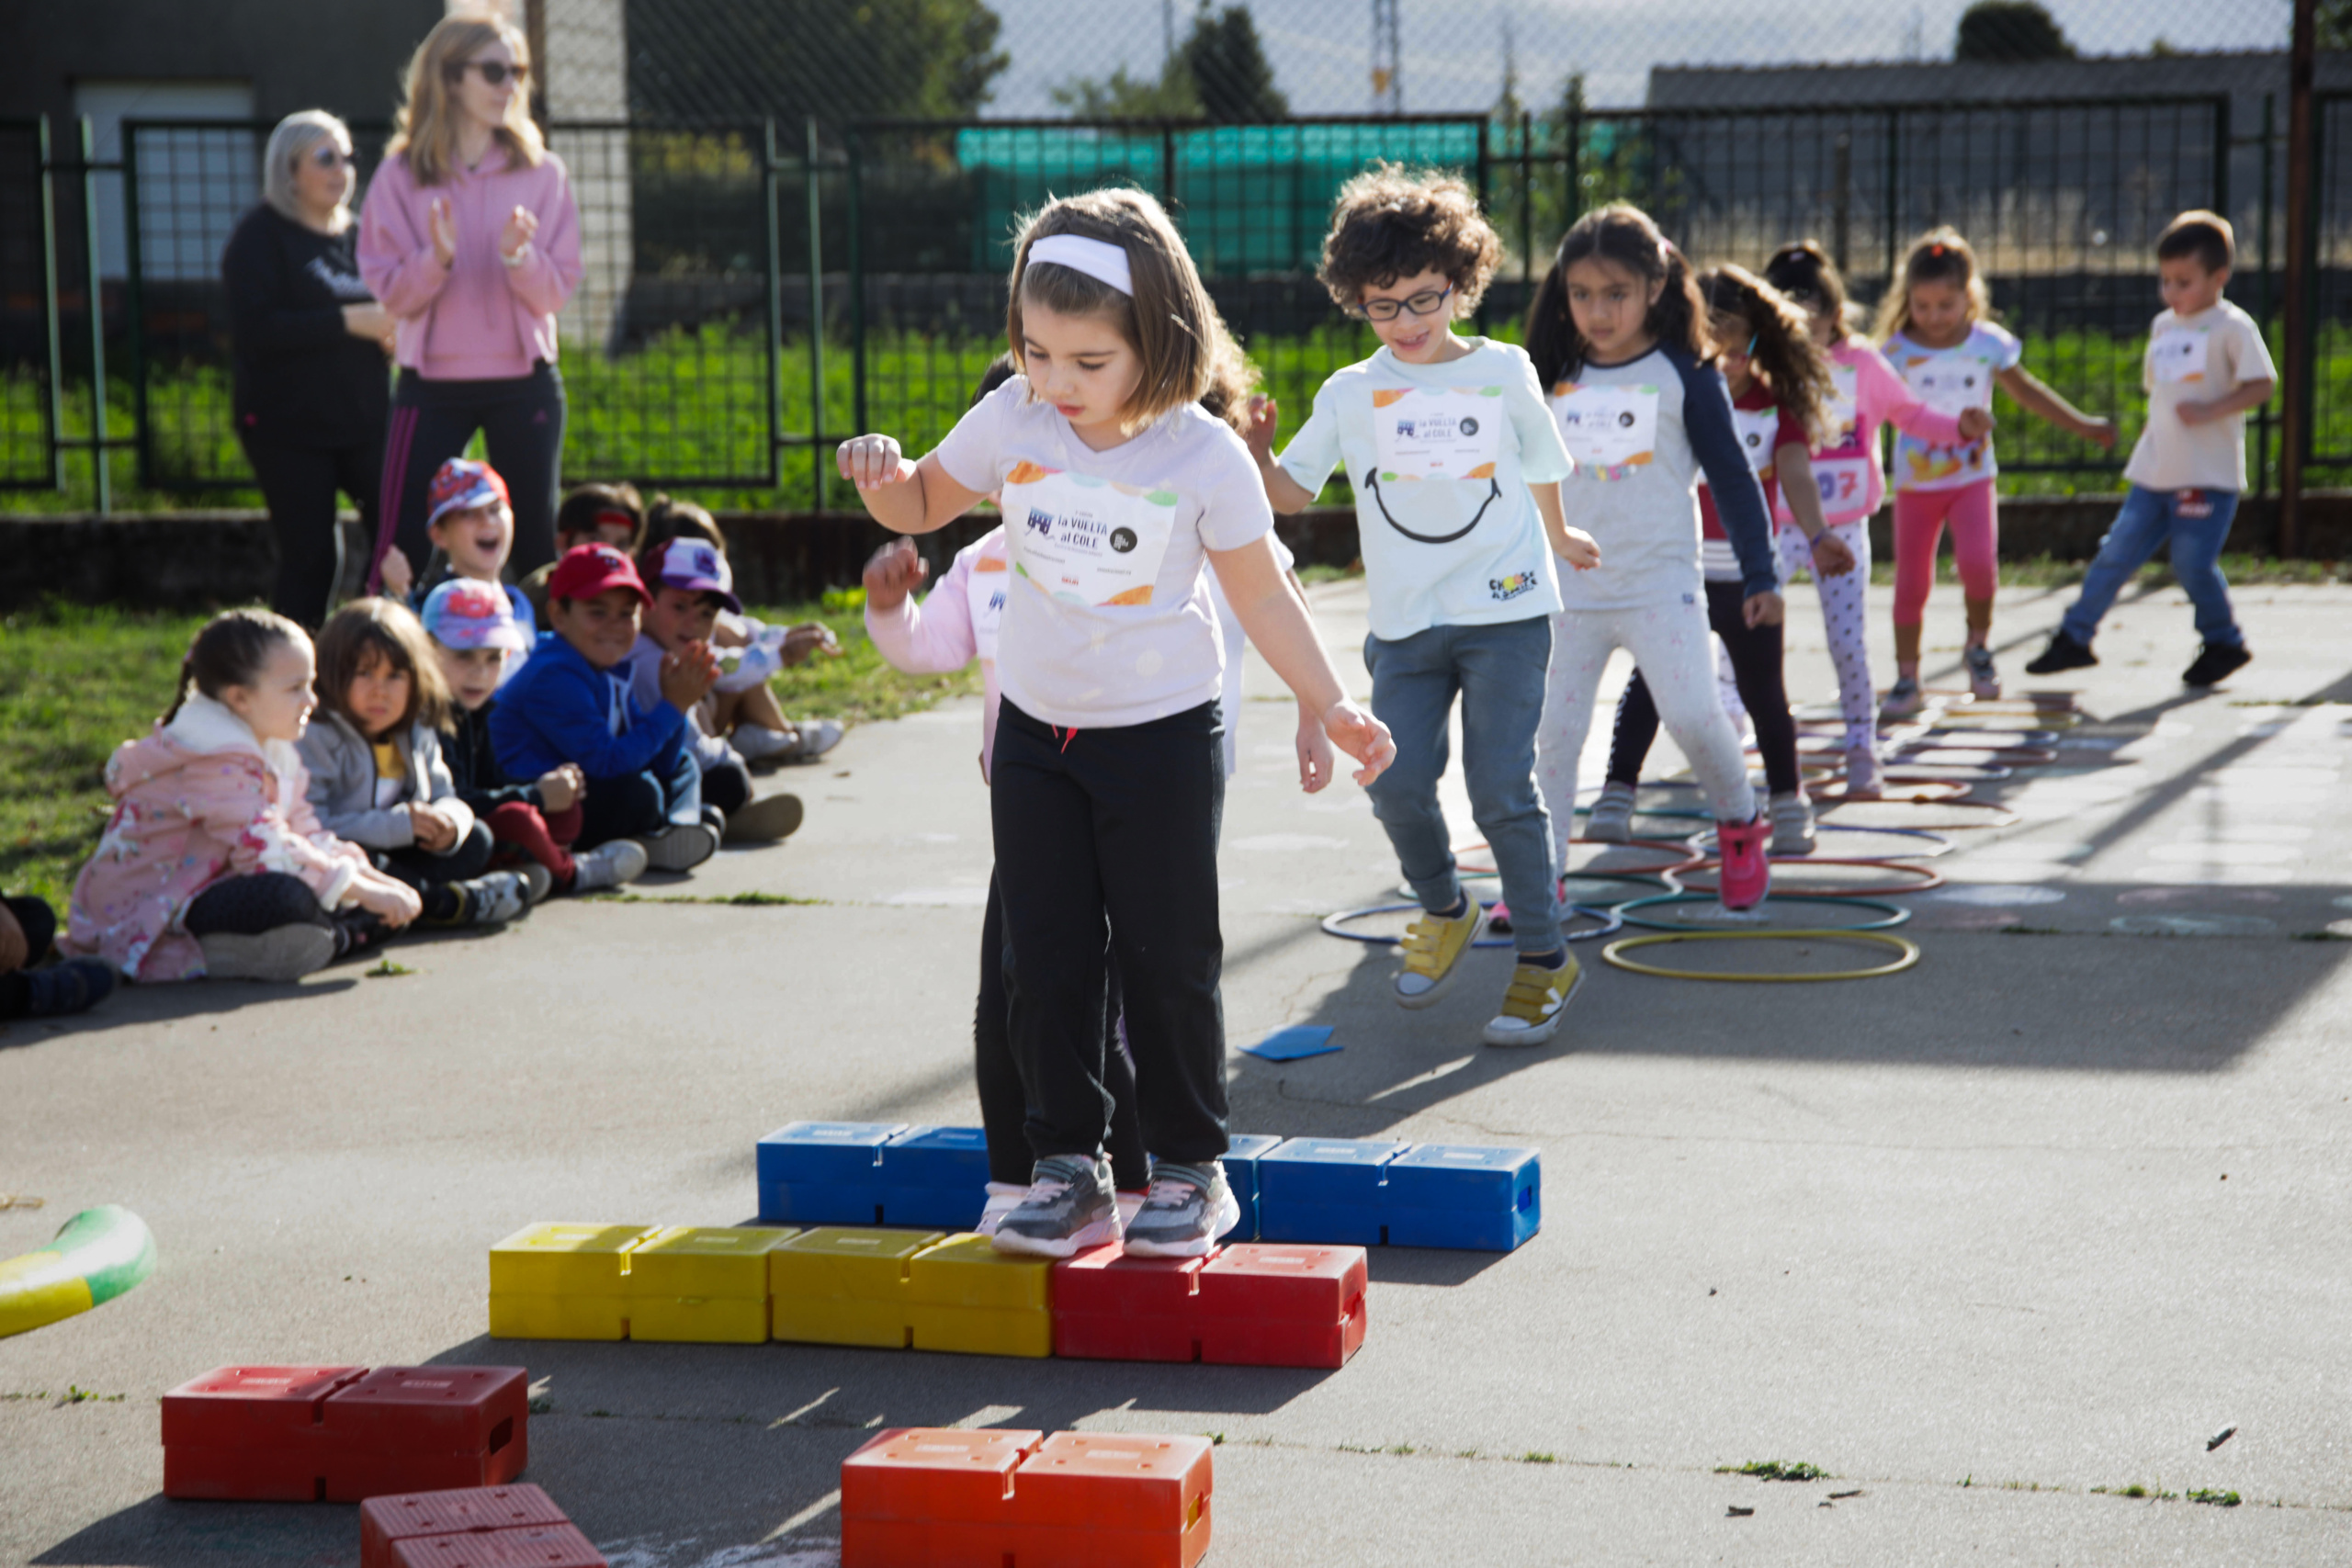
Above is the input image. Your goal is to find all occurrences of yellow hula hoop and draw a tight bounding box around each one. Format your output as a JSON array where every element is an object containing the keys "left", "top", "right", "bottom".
[{"left": 1601, "top": 929, "right": 1921, "bottom": 982}]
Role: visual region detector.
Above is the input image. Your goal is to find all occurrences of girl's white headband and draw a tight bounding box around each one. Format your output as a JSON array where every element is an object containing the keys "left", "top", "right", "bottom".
[{"left": 1026, "top": 233, "right": 1134, "bottom": 296}]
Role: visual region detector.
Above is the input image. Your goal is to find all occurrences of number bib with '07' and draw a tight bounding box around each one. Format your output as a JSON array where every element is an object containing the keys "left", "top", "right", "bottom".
[{"left": 1002, "top": 463, "right": 1180, "bottom": 608}]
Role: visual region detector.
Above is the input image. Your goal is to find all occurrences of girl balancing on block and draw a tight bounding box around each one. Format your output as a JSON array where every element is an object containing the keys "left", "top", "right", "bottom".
[{"left": 834, "top": 188, "right": 1395, "bottom": 1261}]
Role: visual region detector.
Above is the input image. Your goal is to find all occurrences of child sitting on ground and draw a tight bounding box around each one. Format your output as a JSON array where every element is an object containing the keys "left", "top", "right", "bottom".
[
  {"left": 413, "top": 458, "right": 537, "bottom": 680},
  {"left": 1, "top": 891, "right": 116, "bottom": 1021},
  {"left": 635, "top": 496, "right": 845, "bottom": 767},
  {"left": 300, "top": 598, "right": 538, "bottom": 924},
  {"left": 64, "top": 608, "right": 422, "bottom": 983},
  {"left": 421, "top": 578, "right": 649, "bottom": 893},
  {"left": 520, "top": 481, "right": 644, "bottom": 626},
  {"left": 626, "top": 525, "right": 807, "bottom": 845},
  {"left": 492, "top": 543, "right": 725, "bottom": 872}
]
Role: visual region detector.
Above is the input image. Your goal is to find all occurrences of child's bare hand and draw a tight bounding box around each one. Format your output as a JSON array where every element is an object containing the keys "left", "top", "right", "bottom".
[
  {"left": 1957, "top": 406, "right": 1995, "bottom": 442},
  {"left": 1557, "top": 527, "right": 1601, "bottom": 571},
  {"left": 781, "top": 621, "right": 842, "bottom": 666},
  {"left": 1321, "top": 698, "right": 1396, "bottom": 787},
  {"left": 537, "top": 765, "right": 582, "bottom": 813},
  {"left": 1808, "top": 532, "right": 1857, "bottom": 577},
  {"left": 1294, "top": 700, "right": 1336, "bottom": 795},
  {"left": 862, "top": 536, "right": 929, "bottom": 613},
  {"left": 360, "top": 876, "right": 423, "bottom": 929},
  {"left": 1244, "top": 394, "right": 1280, "bottom": 464},
  {"left": 836, "top": 434, "right": 910, "bottom": 491},
  {"left": 1744, "top": 590, "right": 1786, "bottom": 628},
  {"left": 410, "top": 803, "right": 458, "bottom": 852},
  {"left": 377, "top": 548, "right": 414, "bottom": 599},
  {"left": 661, "top": 640, "right": 721, "bottom": 709},
  {"left": 2079, "top": 414, "right": 2119, "bottom": 449}
]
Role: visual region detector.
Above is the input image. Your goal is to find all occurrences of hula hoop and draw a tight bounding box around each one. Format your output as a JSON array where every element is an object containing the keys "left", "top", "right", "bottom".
[
  {"left": 1321, "top": 902, "right": 1624, "bottom": 946},
  {"left": 1615, "top": 892, "right": 1912, "bottom": 931},
  {"left": 1601, "top": 929, "right": 1921, "bottom": 982},
  {"left": 1457, "top": 837, "right": 1706, "bottom": 878},
  {"left": 1819, "top": 799, "right": 2023, "bottom": 830},
  {"left": 1691, "top": 823, "right": 1955, "bottom": 860},
  {"left": 0, "top": 1205, "right": 157, "bottom": 1338},
  {"left": 1883, "top": 761, "right": 2013, "bottom": 784},
  {"left": 1817, "top": 778, "right": 1974, "bottom": 804},
  {"left": 1679, "top": 857, "right": 1947, "bottom": 897}
]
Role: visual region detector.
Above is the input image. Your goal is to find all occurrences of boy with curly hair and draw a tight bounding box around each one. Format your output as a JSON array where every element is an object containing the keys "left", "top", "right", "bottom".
[{"left": 1245, "top": 164, "right": 1598, "bottom": 1049}]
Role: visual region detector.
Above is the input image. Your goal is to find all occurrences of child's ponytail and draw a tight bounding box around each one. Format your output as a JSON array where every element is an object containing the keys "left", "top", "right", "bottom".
[
  {"left": 1524, "top": 202, "right": 1707, "bottom": 384},
  {"left": 1521, "top": 261, "right": 1576, "bottom": 388},
  {"left": 163, "top": 607, "right": 307, "bottom": 725},
  {"left": 1650, "top": 243, "right": 1708, "bottom": 365}
]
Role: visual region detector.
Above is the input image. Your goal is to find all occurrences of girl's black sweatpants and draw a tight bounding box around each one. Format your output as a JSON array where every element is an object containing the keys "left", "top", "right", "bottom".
[
  {"left": 1607, "top": 578, "right": 1800, "bottom": 798},
  {"left": 377, "top": 363, "right": 566, "bottom": 588}
]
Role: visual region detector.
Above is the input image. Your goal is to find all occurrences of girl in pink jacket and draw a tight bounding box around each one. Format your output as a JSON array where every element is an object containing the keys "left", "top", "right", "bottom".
[
  {"left": 359, "top": 14, "right": 582, "bottom": 596},
  {"left": 63, "top": 611, "right": 423, "bottom": 984},
  {"left": 1761, "top": 242, "right": 1990, "bottom": 797}
]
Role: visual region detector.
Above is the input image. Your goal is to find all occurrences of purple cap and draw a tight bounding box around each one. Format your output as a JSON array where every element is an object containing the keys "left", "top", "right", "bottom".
[{"left": 650, "top": 536, "right": 741, "bottom": 613}]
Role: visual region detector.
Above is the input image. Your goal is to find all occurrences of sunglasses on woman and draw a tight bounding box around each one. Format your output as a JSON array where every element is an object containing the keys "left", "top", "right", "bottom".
[
  {"left": 457, "top": 60, "right": 529, "bottom": 86},
  {"left": 309, "top": 146, "right": 356, "bottom": 169}
]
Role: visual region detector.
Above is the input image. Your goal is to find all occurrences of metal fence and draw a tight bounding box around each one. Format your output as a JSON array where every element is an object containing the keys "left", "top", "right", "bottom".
[{"left": 2312, "top": 91, "right": 2352, "bottom": 471}]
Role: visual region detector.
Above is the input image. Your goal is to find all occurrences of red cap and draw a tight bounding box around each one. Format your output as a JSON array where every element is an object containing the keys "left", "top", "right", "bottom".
[{"left": 547, "top": 542, "right": 650, "bottom": 606}]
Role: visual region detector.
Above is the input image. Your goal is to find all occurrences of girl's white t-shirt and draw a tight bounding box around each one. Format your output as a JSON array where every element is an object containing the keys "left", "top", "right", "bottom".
[
  {"left": 1885, "top": 321, "right": 2021, "bottom": 492},
  {"left": 934, "top": 378, "right": 1274, "bottom": 729}
]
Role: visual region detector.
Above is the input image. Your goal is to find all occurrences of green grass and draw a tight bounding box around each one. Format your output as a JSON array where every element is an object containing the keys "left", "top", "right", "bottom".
[
  {"left": 0, "top": 596, "right": 977, "bottom": 918},
  {"left": 1718, "top": 1460, "right": 1829, "bottom": 1482}
]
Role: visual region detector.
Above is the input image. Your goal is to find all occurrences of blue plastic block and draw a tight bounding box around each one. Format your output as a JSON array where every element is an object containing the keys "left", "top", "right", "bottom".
[
  {"left": 755, "top": 1122, "right": 905, "bottom": 1186},
  {"left": 1383, "top": 1202, "right": 1538, "bottom": 1251},
  {"left": 1258, "top": 1197, "right": 1387, "bottom": 1247},
  {"left": 878, "top": 1125, "right": 992, "bottom": 1229},
  {"left": 1378, "top": 1146, "right": 1541, "bottom": 1252},
  {"left": 1259, "top": 1139, "right": 1409, "bottom": 1206},
  {"left": 755, "top": 1179, "right": 886, "bottom": 1225},
  {"left": 1219, "top": 1134, "right": 1283, "bottom": 1241}
]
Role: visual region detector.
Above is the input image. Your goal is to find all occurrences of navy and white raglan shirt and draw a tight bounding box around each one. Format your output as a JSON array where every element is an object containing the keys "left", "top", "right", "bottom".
[{"left": 1547, "top": 340, "right": 1779, "bottom": 613}]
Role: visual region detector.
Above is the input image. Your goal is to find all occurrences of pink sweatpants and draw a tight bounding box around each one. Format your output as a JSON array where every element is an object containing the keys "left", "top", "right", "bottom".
[{"left": 1892, "top": 478, "right": 1998, "bottom": 625}]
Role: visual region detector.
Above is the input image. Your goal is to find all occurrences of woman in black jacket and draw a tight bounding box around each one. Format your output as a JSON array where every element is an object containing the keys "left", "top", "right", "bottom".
[{"left": 221, "top": 110, "right": 396, "bottom": 626}]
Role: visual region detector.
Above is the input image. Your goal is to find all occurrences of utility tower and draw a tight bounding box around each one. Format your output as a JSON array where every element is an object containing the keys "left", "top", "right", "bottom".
[{"left": 1372, "top": 0, "right": 1401, "bottom": 114}]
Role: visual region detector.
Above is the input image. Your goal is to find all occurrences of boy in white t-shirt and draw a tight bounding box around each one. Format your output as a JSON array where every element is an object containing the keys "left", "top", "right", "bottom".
[
  {"left": 1248, "top": 165, "right": 1600, "bottom": 1050},
  {"left": 2030, "top": 210, "right": 2277, "bottom": 688}
]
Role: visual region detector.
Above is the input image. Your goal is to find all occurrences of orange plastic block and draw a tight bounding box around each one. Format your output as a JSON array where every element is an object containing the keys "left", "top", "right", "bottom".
[
  {"left": 841, "top": 1427, "right": 1042, "bottom": 1523},
  {"left": 360, "top": 1483, "right": 570, "bottom": 1568},
  {"left": 1011, "top": 1433, "right": 1214, "bottom": 1568},
  {"left": 1194, "top": 1244, "right": 1367, "bottom": 1369}
]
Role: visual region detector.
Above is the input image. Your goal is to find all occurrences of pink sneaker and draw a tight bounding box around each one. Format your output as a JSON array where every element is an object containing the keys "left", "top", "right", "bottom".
[
  {"left": 1716, "top": 816, "right": 1771, "bottom": 911},
  {"left": 1486, "top": 897, "right": 1513, "bottom": 935}
]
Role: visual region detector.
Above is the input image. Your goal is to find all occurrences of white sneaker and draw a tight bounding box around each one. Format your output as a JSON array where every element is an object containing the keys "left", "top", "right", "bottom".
[
  {"left": 732, "top": 723, "right": 797, "bottom": 762},
  {"left": 1769, "top": 791, "right": 1816, "bottom": 856},
  {"left": 1585, "top": 781, "right": 1637, "bottom": 843},
  {"left": 974, "top": 1180, "right": 1029, "bottom": 1238},
  {"left": 637, "top": 821, "right": 719, "bottom": 873},
  {"left": 514, "top": 863, "right": 554, "bottom": 906},
  {"left": 198, "top": 925, "right": 335, "bottom": 983},
  {"left": 571, "top": 838, "right": 649, "bottom": 892}
]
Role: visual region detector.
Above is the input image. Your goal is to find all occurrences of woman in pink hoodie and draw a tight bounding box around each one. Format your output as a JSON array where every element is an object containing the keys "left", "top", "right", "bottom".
[
  {"left": 63, "top": 611, "right": 423, "bottom": 984},
  {"left": 360, "top": 14, "right": 581, "bottom": 598}
]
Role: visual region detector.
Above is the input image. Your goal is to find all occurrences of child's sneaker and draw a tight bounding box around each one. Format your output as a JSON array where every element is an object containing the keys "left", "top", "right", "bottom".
[
  {"left": 1481, "top": 952, "right": 1582, "bottom": 1048},
  {"left": 1116, "top": 1187, "right": 1148, "bottom": 1230},
  {"left": 330, "top": 910, "right": 390, "bottom": 964},
  {"left": 200, "top": 924, "right": 336, "bottom": 983},
  {"left": 514, "top": 863, "right": 553, "bottom": 906},
  {"left": 637, "top": 820, "right": 719, "bottom": 873},
  {"left": 1770, "top": 790, "right": 1815, "bottom": 855},
  {"left": 1585, "top": 780, "right": 1637, "bottom": 843},
  {"left": 1963, "top": 643, "right": 2001, "bottom": 699},
  {"left": 2182, "top": 640, "right": 2252, "bottom": 687},
  {"left": 571, "top": 838, "right": 649, "bottom": 892},
  {"left": 974, "top": 1180, "right": 1029, "bottom": 1238},
  {"left": 20, "top": 956, "right": 118, "bottom": 1018},
  {"left": 1842, "top": 744, "right": 1884, "bottom": 801},
  {"left": 2025, "top": 630, "right": 2098, "bottom": 675},
  {"left": 1484, "top": 897, "right": 1511, "bottom": 936},
  {"left": 1121, "top": 1162, "right": 1241, "bottom": 1258},
  {"left": 992, "top": 1154, "right": 1122, "bottom": 1259},
  {"left": 457, "top": 871, "right": 531, "bottom": 926},
  {"left": 1879, "top": 676, "right": 1924, "bottom": 719},
  {"left": 1716, "top": 815, "right": 1772, "bottom": 912},
  {"left": 1395, "top": 898, "right": 1487, "bottom": 1009},
  {"left": 722, "top": 791, "right": 804, "bottom": 845}
]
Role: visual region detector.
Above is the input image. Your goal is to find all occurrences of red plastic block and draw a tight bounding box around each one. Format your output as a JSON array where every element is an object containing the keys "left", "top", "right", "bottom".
[
  {"left": 1011, "top": 1433, "right": 1213, "bottom": 1568},
  {"left": 1194, "top": 1244, "right": 1367, "bottom": 1369},
  {"left": 162, "top": 1444, "right": 323, "bottom": 1503},
  {"left": 1049, "top": 1247, "right": 1208, "bottom": 1362},
  {"left": 389, "top": 1523, "right": 605, "bottom": 1567},
  {"left": 360, "top": 1484, "right": 570, "bottom": 1568},
  {"left": 322, "top": 1366, "right": 528, "bottom": 1501},
  {"left": 841, "top": 1427, "right": 1042, "bottom": 1525},
  {"left": 161, "top": 1365, "right": 366, "bottom": 1451},
  {"left": 837, "top": 1518, "right": 1018, "bottom": 1568}
]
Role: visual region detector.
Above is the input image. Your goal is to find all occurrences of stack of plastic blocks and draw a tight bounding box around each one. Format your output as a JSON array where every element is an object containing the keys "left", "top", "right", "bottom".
[
  {"left": 773, "top": 1227, "right": 1055, "bottom": 1357},
  {"left": 162, "top": 1365, "right": 527, "bottom": 1502},
  {"left": 1258, "top": 1139, "right": 1541, "bottom": 1251},
  {"left": 359, "top": 1483, "right": 604, "bottom": 1567},
  {"left": 754, "top": 1122, "right": 991, "bottom": 1229},
  {"left": 487, "top": 1224, "right": 801, "bottom": 1343},
  {"left": 1052, "top": 1242, "right": 1367, "bottom": 1369},
  {"left": 842, "top": 1427, "right": 1212, "bottom": 1568}
]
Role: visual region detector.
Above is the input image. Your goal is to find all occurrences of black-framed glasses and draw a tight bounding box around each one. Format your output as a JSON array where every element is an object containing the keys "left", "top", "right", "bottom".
[
  {"left": 1347, "top": 285, "right": 1453, "bottom": 321},
  {"left": 458, "top": 60, "right": 529, "bottom": 86},
  {"left": 309, "top": 146, "right": 356, "bottom": 169}
]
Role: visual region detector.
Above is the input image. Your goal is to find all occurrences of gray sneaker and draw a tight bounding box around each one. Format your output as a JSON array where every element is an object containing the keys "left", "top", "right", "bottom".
[
  {"left": 1769, "top": 790, "right": 1816, "bottom": 855},
  {"left": 637, "top": 820, "right": 719, "bottom": 873},
  {"left": 571, "top": 838, "right": 649, "bottom": 892},
  {"left": 990, "top": 1154, "right": 1122, "bottom": 1259},
  {"left": 1585, "top": 781, "right": 1637, "bottom": 843},
  {"left": 1963, "top": 643, "right": 2002, "bottom": 700},
  {"left": 1121, "top": 1161, "right": 1241, "bottom": 1259},
  {"left": 456, "top": 871, "right": 530, "bottom": 926},
  {"left": 1879, "top": 676, "right": 1925, "bottom": 720}
]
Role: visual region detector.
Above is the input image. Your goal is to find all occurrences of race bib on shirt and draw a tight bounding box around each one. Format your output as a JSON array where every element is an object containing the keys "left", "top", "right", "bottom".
[
  {"left": 1731, "top": 407, "right": 1779, "bottom": 477},
  {"left": 964, "top": 549, "right": 1008, "bottom": 661},
  {"left": 1370, "top": 386, "right": 1505, "bottom": 481},
  {"left": 1551, "top": 382, "right": 1659, "bottom": 479},
  {"left": 1810, "top": 456, "right": 1873, "bottom": 510},
  {"left": 2151, "top": 327, "right": 2211, "bottom": 385},
  {"left": 1825, "top": 362, "right": 1860, "bottom": 441},
  {"left": 1900, "top": 354, "right": 1995, "bottom": 417},
  {"left": 1002, "top": 463, "right": 1178, "bottom": 608}
]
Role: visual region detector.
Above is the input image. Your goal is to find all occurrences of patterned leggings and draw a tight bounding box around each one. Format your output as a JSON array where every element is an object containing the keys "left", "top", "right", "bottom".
[{"left": 1779, "top": 520, "right": 1876, "bottom": 752}]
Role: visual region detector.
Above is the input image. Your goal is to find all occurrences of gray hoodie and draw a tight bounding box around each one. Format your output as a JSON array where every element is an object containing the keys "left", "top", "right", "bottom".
[{"left": 296, "top": 709, "right": 477, "bottom": 852}]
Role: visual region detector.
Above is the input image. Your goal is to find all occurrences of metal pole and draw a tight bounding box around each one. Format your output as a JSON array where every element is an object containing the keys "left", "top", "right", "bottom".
[
  {"left": 37, "top": 116, "right": 67, "bottom": 492},
  {"left": 1473, "top": 116, "right": 1490, "bottom": 334},
  {"left": 763, "top": 119, "right": 784, "bottom": 494},
  {"left": 807, "top": 116, "right": 828, "bottom": 513},
  {"left": 846, "top": 129, "right": 866, "bottom": 441},
  {"left": 79, "top": 115, "right": 110, "bottom": 513},
  {"left": 2256, "top": 93, "right": 2275, "bottom": 500},
  {"left": 122, "top": 121, "right": 149, "bottom": 491},
  {"left": 2278, "top": 0, "right": 2315, "bottom": 556},
  {"left": 1520, "top": 108, "right": 1533, "bottom": 288}
]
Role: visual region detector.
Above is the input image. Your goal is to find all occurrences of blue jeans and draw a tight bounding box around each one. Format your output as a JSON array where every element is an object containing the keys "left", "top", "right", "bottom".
[
  {"left": 2060, "top": 485, "right": 2243, "bottom": 648},
  {"left": 1363, "top": 616, "right": 1560, "bottom": 954}
]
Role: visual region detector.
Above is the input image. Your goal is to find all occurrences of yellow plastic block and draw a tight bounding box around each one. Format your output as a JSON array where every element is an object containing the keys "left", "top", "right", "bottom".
[
  {"left": 908, "top": 1303, "right": 1053, "bottom": 1359},
  {"left": 628, "top": 1225, "right": 798, "bottom": 1300},
  {"left": 905, "top": 1233, "right": 1052, "bottom": 1312},
  {"left": 487, "top": 1292, "right": 631, "bottom": 1340},
  {"left": 630, "top": 1295, "right": 771, "bottom": 1344},
  {"left": 488, "top": 1223, "right": 658, "bottom": 1296},
  {"left": 768, "top": 1227, "right": 941, "bottom": 1348}
]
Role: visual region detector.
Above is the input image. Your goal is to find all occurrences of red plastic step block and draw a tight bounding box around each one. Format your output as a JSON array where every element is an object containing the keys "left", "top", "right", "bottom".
[
  {"left": 389, "top": 1523, "right": 605, "bottom": 1567},
  {"left": 1194, "top": 1244, "right": 1367, "bottom": 1370},
  {"left": 161, "top": 1366, "right": 366, "bottom": 1500},
  {"left": 841, "top": 1427, "right": 1042, "bottom": 1567},
  {"left": 361, "top": 1484, "right": 571, "bottom": 1568},
  {"left": 1010, "top": 1432, "right": 1214, "bottom": 1568},
  {"left": 1049, "top": 1247, "right": 1208, "bottom": 1362},
  {"left": 322, "top": 1367, "right": 529, "bottom": 1503}
]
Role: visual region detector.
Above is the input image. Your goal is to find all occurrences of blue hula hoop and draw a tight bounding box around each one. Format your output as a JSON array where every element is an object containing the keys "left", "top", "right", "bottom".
[{"left": 1613, "top": 892, "right": 1912, "bottom": 932}]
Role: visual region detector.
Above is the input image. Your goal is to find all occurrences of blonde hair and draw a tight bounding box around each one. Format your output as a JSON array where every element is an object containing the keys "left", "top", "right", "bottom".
[
  {"left": 263, "top": 110, "right": 355, "bottom": 231},
  {"left": 1006, "top": 188, "right": 1225, "bottom": 434},
  {"left": 386, "top": 14, "right": 543, "bottom": 187},
  {"left": 1874, "top": 226, "right": 1993, "bottom": 342}
]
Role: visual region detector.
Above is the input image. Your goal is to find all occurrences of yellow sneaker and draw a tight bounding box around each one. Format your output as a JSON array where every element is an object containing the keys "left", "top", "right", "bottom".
[
  {"left": 1395, "top": 899, "right": 1487, "bottom": 1010},
  {"left": 1482, "top": 953, "right": 1583, "bottom": 1047}
]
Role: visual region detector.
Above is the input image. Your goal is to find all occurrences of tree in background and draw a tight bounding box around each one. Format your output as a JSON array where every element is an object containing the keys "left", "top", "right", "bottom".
[
  {"left": 1955, "top": 1, "right": 2077, "bottom": 62},
  {"left": 1053, "top": 0, "right": 1287, "bottom": 121},
  {"left": 1050, "top": 62, "right": 1202, "bottom": 118},
  {"left": 628, "top": 0, "right": 1008, "bottom": 124},
  {"left": 2322, "top": 0, "right": 2352, "bottom": 50}
]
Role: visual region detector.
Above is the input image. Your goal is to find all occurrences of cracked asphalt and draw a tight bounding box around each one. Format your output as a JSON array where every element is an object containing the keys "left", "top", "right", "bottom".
[{"left": 6, "top": 573, "right": 2352, "bottom": 1565}]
